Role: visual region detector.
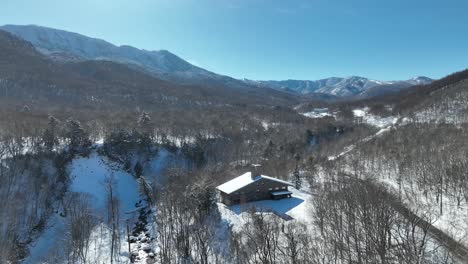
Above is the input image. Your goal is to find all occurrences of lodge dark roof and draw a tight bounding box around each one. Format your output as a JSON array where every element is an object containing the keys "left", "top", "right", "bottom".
[{"left": 216, "top": 172, "right": 292, "bottom": 194}]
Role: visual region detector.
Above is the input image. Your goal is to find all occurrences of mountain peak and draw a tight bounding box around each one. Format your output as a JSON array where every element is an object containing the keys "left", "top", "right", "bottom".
[{"left": 0, "top": 24, "right": 224, "bottom": 83}]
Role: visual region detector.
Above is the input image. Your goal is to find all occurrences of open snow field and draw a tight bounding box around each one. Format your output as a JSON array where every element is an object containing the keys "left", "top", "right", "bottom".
[
  {"left": 302, "top": 108, "right": 336, "bottom": 119},
  {"left": 352, "top": 108, "right": 399, "bottom": 128},
  {"left": 69, "top": 152, "right": 141, "bottom": 214}
]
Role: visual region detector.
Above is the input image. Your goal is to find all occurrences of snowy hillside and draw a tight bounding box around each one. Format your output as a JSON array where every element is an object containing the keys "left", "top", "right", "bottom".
[{"left": 21, "top": 146, "right": 182, "bottom": 264}]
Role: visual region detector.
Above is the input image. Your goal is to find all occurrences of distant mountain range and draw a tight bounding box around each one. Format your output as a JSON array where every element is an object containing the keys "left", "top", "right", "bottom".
[
  {"left": 0, "top": 24, "right": 433, "bottom": 98},
  {"left": 245, "top": 76, "right": 433, "bottom": 97}
]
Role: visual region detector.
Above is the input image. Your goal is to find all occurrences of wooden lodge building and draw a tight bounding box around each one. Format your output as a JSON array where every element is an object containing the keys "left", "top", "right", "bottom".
[{"left": 216, "top": 165, "right": 293, "bottom": 205}]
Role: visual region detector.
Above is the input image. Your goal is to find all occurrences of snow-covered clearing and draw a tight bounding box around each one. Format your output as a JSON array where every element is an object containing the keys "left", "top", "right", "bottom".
[
  {"left": 353, "top": 107, "right": 399, "bottom": 128},
  {"left": 218, "top": 187, "right": 313, "bottom": 232},
  {"left": 24, "top": 148, "right": 178, "bottom": 263},
  {"left": 302, "top": 108, "right": 336, "bottom": 119},
  {"left": 301, "top": 107, "right": 399, "bottom": 128},
  {"left": 69, "top": 152, "right": 141, "bottom": 214},
  {"left": 260, "top": 120, "right": 280, "bottom": 130}
]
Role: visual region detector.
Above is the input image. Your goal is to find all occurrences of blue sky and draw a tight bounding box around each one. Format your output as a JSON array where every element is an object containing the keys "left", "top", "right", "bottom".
[{"left": 1, "top": 0, "right": 467, "bottom": 80}]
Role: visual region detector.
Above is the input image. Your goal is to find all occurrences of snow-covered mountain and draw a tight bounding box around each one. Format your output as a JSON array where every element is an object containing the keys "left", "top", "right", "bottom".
[
  {"left": 0, "top": 24, "right": 433, "bottom": 98},
  {"left": 0, "top": 24, "right": 235, "bottom": 85},
  {"left": 248, "top": 76, "right": 433, "bottom": 97}
]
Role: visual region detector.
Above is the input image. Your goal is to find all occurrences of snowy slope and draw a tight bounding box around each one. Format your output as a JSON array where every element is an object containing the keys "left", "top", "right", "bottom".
[
  {"left": 69, "top": 152, "right": 141, "bottom": 214},
  {"left": 23, "top": 215, "right": 66, "bottom": 264},
  {"left": 23, "top": 148, "right": 183, "bottom": 263}
]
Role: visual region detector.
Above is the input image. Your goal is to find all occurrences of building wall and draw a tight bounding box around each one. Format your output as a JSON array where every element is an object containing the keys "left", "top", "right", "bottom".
[{"left": 221, "top": 178, "right": 289, "bottom": 205}]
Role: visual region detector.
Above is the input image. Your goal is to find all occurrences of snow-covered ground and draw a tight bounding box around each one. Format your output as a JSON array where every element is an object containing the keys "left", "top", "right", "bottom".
[
  {"left": 302, "top": 107, "right": 399, "bottom": 129},
  {"left": 24, "top": 151, "right": 142, "bottom": 263},
  {"left": 353, "top": 108, "right": 399, "bottom": 128},
  {"left": 328, "top": 126, "right": 393, "bottom": 161},
  {"left": 302, "top": 108, "right": 336, "bottom": 119},
  {"left": 82, "top": 223, "right": 133, "bottom": 264},
  {"left": 218, "top": 187, "right": 313, "bottom": 232},
  {"left": 69, "top": 152, "right": 141, "bottom": 214},
  {"left": 23, "top": 214, "right": 66, "bottom": 264},
  {"left": 143, "top": 148, "right": 183, "bottom": 186},
  {"left": 381, "top": 177, "right": 468, "bottom": 247},
  {"left": 23, "top": 148, "right": 179, "bottom": 263}
]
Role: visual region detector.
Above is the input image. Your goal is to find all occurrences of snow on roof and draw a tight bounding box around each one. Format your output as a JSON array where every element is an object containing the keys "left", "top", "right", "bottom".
[
  {"left": 261, "top": 175, "right": 293, "bottom": 186},
  {"left": 216, "top": 172, "right": 292, "bottom": 194}
]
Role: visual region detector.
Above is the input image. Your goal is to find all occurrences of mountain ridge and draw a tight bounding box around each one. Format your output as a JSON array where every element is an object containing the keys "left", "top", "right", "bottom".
[
  {"left": 0, "top": 24, "right": 235, "bottom": 85},
  {"left": 246, "top": 76, "right": 433, "bottom": 97},
  {"left": 1, "top": 24, "right": 433, "bottom": 99}
]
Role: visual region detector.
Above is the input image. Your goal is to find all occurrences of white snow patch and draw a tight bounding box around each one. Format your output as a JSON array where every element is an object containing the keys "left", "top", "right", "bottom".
[
  {"left": 302, "top": 108, "right": 336, "bottom": 119},
  {"left": 69, "top": 152, "right": 141, "bottom": 216},
  {"left": 353, "top": 108, "right": 399, "bottom": 128}
]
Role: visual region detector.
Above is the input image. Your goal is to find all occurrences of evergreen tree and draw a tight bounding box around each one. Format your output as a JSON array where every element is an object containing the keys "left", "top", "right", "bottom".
[
  {"left": 42, "top": 115, "right": 60, "bottom": 152},
  {"left": 137, "top": 112, "right": 153, "bottom": 147},
  {"left": 65, "top": 118, "right": 91, "bottom": 152},
  {"left": 294, "top": 154, "right": 302, "bottom": 189},
  {"left": 134, "top": 161, "right": 143, "bottom": 178},
  {"left": 138, "top": 176, "right": 154, "bottom": 205}
]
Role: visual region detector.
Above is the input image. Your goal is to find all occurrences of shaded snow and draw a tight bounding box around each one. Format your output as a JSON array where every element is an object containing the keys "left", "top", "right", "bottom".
[
  {"left": 23, "top": 214, "right": 66, "bottom": 264},
  {"left": 218, "top": 187, "right": 313, "bottom": 232},
  {"left": 69, "top": 152, "right": 141, "bottom": 215},
  {"left": 143, "top": 149, "right": 178, "bottom": 185},
  {"left": 83, "top": 223, "right": 132, "bottom": 263}
]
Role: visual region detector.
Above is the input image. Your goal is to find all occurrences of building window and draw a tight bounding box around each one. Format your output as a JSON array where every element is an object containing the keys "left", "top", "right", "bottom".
[
  {"left": 275, "top": 187, "right": 279, "bottom": 190},
  {"left": 282, "top": 186, "right": 286, "bottom": 189},
  {"left": 256, "top": 189, "right": 260, "bottom": 192},
  {"left": 268, "top": 188, "right": 273, "bottom": 191}
]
